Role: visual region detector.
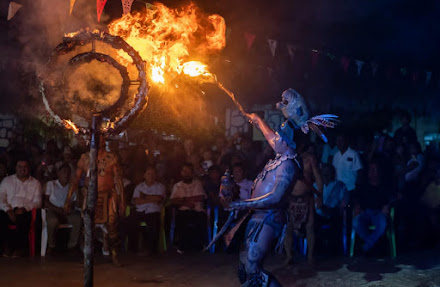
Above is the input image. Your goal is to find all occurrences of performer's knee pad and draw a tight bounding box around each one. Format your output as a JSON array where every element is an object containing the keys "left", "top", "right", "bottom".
[
  {"left": 237, "top": 262, "right": 247, "bottom": 284},
  {"left": 242, "top": 270, "right": 270, "bottom": 287}
]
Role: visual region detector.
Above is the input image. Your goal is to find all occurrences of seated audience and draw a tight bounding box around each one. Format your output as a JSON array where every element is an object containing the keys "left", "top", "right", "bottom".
[
  {"left": 45, "top": 164, "right": 81, "bottom": 254},
  {"left": 0, "top": 158, "right": 42, "bottom": 257},
  {"left": 352, "top": 160, "right": 392, "bottom": 253},
  {"left": 170, "top": 163, "right": 207, "bottom": 253},
  {"left": 129, "top": 166, "right": 166, "bottom": 255}
]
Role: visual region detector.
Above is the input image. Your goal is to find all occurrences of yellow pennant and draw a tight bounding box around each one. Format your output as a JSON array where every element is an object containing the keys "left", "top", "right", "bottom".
[{"left": 69, "top": 0, "right": 76, "bottom": 15}]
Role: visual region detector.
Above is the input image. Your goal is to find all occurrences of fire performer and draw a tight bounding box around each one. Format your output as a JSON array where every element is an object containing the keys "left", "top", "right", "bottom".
[
  {"left": 221, "top": 89, "right": 337, "bottom": 287},
  {"left": 64, "top": 136, "right": 125, "bottom": 266}
]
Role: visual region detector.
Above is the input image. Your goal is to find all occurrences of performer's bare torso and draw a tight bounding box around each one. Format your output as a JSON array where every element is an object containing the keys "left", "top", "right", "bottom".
[
  {"left": 292, "top": 152, "right": 317, "bottom": 197},
  {"left": 78, "top": 150, "right": 119, "bottom": 192}
]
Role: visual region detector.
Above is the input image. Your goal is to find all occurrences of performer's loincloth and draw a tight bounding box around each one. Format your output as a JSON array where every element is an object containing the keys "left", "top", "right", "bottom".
[
  {"left": 223, "top": 209, "right": 287, "bottom": 253},
  {"left": 89, "top": 189, "right": 117, "bottom": 224},
  {"left": 288, "top": 195, "right": 311, "bottom": 231}
]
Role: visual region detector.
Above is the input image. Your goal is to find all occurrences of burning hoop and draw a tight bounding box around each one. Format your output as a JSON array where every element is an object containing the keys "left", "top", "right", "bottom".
[{"left": 39, "top": 29, "right": 149, "bottom": 135}]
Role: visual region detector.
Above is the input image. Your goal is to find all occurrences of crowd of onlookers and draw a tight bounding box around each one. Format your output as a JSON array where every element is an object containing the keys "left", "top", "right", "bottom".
[{"left": 0, "top": 110, "right": 439, "bottom": 262}]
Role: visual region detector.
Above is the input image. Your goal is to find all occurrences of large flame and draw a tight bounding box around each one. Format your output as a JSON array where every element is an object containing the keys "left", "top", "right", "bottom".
[{"left": 108, "top": 2, "right": 225, "bottom": 84}]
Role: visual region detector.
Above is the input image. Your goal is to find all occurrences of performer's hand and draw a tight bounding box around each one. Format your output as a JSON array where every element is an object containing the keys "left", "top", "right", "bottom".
[
  {"left": 248, "top": 113, "right": 261, "bottom": 127},
  {"left": 229, "top": 200, "right": 246, "bottom": 210}
]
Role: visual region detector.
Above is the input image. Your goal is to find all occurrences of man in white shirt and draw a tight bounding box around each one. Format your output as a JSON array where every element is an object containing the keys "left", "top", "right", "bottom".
[
  {"left": 0, "top": 158, "right": 42, "bottom": 257},
  {"left": 332, "top": 134, "right": 363, "bottom": 193},
  {"left": 232, "top": 163, "right": 253, "bottom": 200},
  {"left": 129, "top": 166, "right": 166, "bottom": 255},
  {"left": 170, "top": 163, "right": 207, "bottom": 252},
  {"left": 45, "top": 164, "right": 81, "bottom": 254}
]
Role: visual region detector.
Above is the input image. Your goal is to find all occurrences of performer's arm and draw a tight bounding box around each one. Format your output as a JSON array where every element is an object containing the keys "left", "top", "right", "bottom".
[
  {"left": 229, "top": 161, "right": 296, "bottom": 209},
  {"left": 64, "top": 157, "right": 84, "bottom": 213},
  {"left": 249, "top": 113, "right": 277, "bottom": 150}
]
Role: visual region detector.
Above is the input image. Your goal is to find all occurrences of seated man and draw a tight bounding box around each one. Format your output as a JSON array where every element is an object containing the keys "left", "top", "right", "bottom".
[
  {"left": 315, "top": 164, "right": 348, "bottom": 254},
  {"left": 353, "top": 160, "right": 392, "bottom": 253},
  {"left": 170, "top": 163, "right": 207, "bottom": 253},
  {"left": 129, "top": 166, "right": 166, "bottom": 255},
  {"left": 44, "top": 164, "right": 81, "bottom": 254},
  {"left": 0, "top": 158, "right": 42, "bottom": 257}
]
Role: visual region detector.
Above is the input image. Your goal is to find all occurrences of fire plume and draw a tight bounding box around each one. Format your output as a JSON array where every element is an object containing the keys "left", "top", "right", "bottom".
[
  {"left": 63, "top": 119, "right": 80, "bottom": 134},
  {"left": 108, "top": 2, "right": 226, "bottom": 84}
]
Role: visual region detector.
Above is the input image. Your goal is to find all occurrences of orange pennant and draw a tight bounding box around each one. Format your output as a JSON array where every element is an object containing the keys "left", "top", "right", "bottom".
[
  {"left": 69, "top": 0, "right": 76, "bottom": 15},
  {"left": 97, "top": 0, "right": 108, "bottom": 22},
  {"left": 7, "top": 2, "right": 22, "bottom": 21},
  {"left": 121, "top": 0, "right": 134, "bottom": 15}
]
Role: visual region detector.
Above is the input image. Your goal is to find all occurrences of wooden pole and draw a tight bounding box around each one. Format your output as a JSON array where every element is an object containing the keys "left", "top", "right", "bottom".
[{"left": 84, "top": 113, "right": 101, "bottom": 287}]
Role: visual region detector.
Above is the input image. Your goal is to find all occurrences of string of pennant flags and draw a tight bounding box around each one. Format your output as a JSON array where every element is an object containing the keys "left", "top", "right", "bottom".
[
  {"left": 231, "top": 29, "right": 438, "bottom": 88},
  {"left": 5, "top": 0, "right": 439, "bottom": 88}
]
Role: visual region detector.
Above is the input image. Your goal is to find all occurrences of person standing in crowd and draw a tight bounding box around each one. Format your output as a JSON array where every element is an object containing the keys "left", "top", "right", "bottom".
[
  {"left": 170, "top": 163, "right": 207, "bottom": 253},
  {"left": 284, "top": 141, "right": 323, "bottom": 264},
  {"left": 44, "top": 164, "right": 81, "bottom": 255},
  {"left": 232, "top": 163, "right": 253, "bottom": 200},
  {"left": 352, "top": 160, "right": 392, "bottom": 254},
  {"left": 393, "top": 111, "right": 418, "bottom": 153},
  {"left": 129, "top": 166, "right": 166, "bottom": 256},
  {"left": 332, "top": 134, "right": 363, "bottom": 195},
  {"left": 0, "top": 158, "right": 42, "bottom": 257}
]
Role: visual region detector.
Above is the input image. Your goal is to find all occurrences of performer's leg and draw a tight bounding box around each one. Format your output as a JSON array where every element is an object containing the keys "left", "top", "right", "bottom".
[
  {"left": 107, "top": 196, "right": 121, "bottom": 266},
  {"left": 242, "top": 224, "right": 281, "bottom": 287},
  {"left": 283, "top": 221, "right": 294, "bottom": 264},
  {"left": 305, "top": 200, "right": 315, "bottom": 263}
]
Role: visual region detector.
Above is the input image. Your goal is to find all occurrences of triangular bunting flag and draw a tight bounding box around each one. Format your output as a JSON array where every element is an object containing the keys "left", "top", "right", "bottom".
[
  {"left": 400, "top": 67, "right": 407, "bottom": 76},
  {"left": 7, "top": 2, "right": 23, "bottom": 21},
  {"left": 69, "top": 0, "right": 76, "bottom": 15},
  {"left": 267, "top": 39, "right": 277, "bottom": 58},
  {"left": 287, "top": 44, "right": 296, "bottom": 63},
  {"left": 340, "top": 57, "right": 350, "bottom": 73},
  {"left": 311, "top": 50, "right": 319, "bottom": 68},
  {"left": 326, "top": 53, "right": 336, "bottom": 61},
  {"left": 371, "top": 62, "right": 378, "bottom": 77},
  {"left": 145, "top": 3, "right": 155, "bottom": 9},
  {"left": 426, "top": 71, "right": 432, "bottom": 86},
  {"left": 97, "top": 0, "right": 108, "bottom": 22},
  {"left": 355, "top": 60, "right": 364, "bottom": 76},
  {"left": 121, "top": 0, "right": 134, "bottom": 15},
  {"left": 244, "top": 32, "right": 256, "bottom": 49}
]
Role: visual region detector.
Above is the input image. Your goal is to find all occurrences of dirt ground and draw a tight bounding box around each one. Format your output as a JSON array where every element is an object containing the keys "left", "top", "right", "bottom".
[{"left": 0, "top": 249, "right": 439, "bottom": 287}]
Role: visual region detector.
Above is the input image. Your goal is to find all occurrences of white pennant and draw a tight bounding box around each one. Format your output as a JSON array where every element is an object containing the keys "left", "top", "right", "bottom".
[
  {"left": 371, "top": 62, "right": 378, "bottom": 77},
  {"left": 7, "top": 2, "right": 23, "bottom": 21},
  {"left": 355, "top": 60, "right": 364, "bottom": 76},
  {"left": 267, "top": 39, "right": 277, "bottom": 58},
  {"left": 287, "top": 44, "right": 296, "bottom": 63},
  {"left": 426, "top": 71, "right": 432, "bottom": 86}
]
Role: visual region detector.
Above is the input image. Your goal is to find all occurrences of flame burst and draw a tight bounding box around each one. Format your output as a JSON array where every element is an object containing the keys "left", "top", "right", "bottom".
[
  {"left": 108, "top": 2, "right": 225, "bottom": 84},
  {"left": 63, "top": 119, "right": 79, "bottom": 134}
]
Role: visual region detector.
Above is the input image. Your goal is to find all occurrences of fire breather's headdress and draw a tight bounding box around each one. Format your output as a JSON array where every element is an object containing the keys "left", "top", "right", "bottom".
[{"left": 276, "top": 88, "right": 338, "bottom": 143}]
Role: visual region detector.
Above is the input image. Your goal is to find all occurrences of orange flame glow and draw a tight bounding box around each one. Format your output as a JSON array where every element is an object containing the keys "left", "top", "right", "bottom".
[
  {"left": 63, "top": 119, "right": 79, "bottom": 134},
  {"left": 108, "top": 2, "right": 226, "bottom": 84}
]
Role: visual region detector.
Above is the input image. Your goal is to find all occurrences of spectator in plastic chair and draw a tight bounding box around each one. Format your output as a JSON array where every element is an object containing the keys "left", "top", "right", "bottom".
[
  {"left": 0, "top": 157, "right": 42, "bottom": 257},
  {"left": 129, "top": 166, "right": 166, "bottom": 256},
  {"left": 170, "top": 163, "right": 207, "bottom": 253},
  {"left": 420, "top": 165, "right": 440, "bottom": 247},
  {"left": 352, "top": 160, "right": 393, "bottom": 253},
  {"left": 315, "top": 164, "right": 348, "bottom": 255},
  {"left": 44, "top": 163, "right": 81, "bottom": 255}
]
